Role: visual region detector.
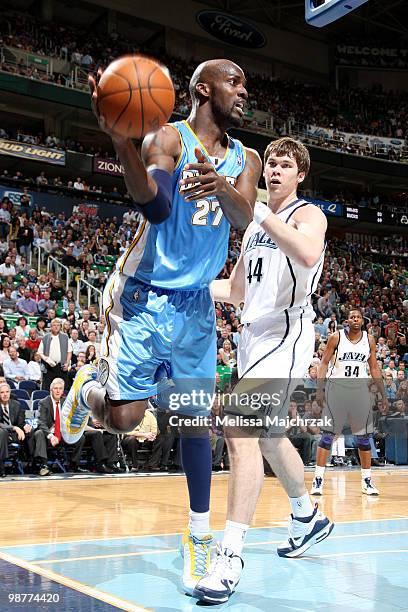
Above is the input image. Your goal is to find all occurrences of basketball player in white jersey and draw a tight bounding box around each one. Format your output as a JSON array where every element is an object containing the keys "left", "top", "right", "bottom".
[
  {"left": 194, "top": 137, "right": 333, "bottom": 604},
  {"left": 311, "top": 308, "right": 388, "bottom": 497}
]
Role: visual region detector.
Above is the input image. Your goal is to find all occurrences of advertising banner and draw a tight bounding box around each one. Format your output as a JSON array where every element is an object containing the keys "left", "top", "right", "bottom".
[{"left": 0, "top": 139, "right": 66, "bottom": 166}]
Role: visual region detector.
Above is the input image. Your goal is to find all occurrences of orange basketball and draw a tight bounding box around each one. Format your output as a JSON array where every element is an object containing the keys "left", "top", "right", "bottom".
[{"left": 97, "top": 55, "right": 175, "bottom": 139}]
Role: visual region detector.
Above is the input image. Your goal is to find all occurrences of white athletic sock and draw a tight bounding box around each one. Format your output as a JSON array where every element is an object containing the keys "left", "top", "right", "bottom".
[
  {"left": 314, "top": 465, "right": 326, "bottom": 479},
  {"left": 82, "top": 379, "right": 102, "bottom": 409},
  {"left": 189, "top": 510, "right": 210, "bottom": 538},
  {"left": 290, "top": 492, "right": 314, "bottom": 518},
  {"left": 361, "top": 468, "right": 371, "bottom": 480},
  {"left": 222, "top": 520, "right": 249, "bottom": 557}
]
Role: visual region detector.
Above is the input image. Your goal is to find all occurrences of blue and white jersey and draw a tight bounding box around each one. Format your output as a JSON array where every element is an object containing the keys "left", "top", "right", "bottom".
[{"left": 117, "top": 120, "right": 246, "bottom": 290}]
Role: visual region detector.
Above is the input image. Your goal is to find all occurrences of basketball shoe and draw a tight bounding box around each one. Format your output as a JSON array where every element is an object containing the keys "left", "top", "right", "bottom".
[
  {"left": 181, "top": 528, "right": 213, "bottom": 595},
  {"left": 277, "top": 504, "right": 334, "bottom": 558},
  {"left": 193, "top": 543, "right": 244, "bottom": 603},
  {"left": 362, "top": 477, "right": 379, "bottom": 496},
  {"left": 310, "top": 476, "right": 324, "bottom": 496},
  {"left": 60, "top": 364, "right": 98, "bottom": 444}
]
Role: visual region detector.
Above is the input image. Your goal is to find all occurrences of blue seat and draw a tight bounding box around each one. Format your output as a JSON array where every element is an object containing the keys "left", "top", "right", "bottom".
[
  {"left": 19, "top": 380, "right": 38, "bottom": 396},
  {"left": 32, "top": 390, "right": 49, "bottom": 402},
  {"left": 11, "top": 389, "right": 30, "bottom": 401},
  {"left": 17, "top": 399, "right": 30, "bottom": 413},
  {"left": 32, "top": 399, "right": 41, "bottom": 412},
  {"left": 5, "top": 378, "right": 16, "bottom": 390}
]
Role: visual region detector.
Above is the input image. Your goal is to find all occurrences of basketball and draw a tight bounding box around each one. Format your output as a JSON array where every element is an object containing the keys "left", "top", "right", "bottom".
[{"left": 97, "top": 55, "right": 175, "bottom": 139}]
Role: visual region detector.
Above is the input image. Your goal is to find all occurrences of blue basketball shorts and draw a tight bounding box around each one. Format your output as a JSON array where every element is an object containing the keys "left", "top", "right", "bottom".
[{"left": 98, "top": 271, "right": 216, "bottom": 416}]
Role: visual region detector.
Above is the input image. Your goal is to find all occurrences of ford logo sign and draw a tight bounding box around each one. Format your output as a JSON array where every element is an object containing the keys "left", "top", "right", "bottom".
[{"left": 196, "top": 10, "right": 266, "bottom": 49}]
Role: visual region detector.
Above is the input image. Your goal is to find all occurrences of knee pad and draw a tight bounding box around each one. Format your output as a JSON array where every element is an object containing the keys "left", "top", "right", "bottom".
[
  {"left": 356, "top": 435, "right": 371, "bottom": 452},
  {"left": 318, "top": 433, "right": 334, "bottom": 450}
]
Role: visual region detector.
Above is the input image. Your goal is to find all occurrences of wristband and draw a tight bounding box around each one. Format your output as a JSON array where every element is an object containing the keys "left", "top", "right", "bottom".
[
  {"left": 253, "top": 201, "right": 272, "bottom": 225},
  {"left": 135, "top": 168, "right": 172, "bottom": 225}
]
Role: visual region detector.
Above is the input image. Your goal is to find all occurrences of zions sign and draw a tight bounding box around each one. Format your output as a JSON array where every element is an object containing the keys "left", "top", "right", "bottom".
[{"left": 196, "top": 11, "right": 266, "bottom": 49}]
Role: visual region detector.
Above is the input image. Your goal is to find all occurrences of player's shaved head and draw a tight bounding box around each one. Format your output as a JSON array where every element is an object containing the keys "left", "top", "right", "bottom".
[{"left": 189, "top": 59, "right": 245, "bottom": 102}]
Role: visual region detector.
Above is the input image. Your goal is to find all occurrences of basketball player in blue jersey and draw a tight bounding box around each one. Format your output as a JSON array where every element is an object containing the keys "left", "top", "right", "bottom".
[
  {"left": 194, "top": 138, "right": 333, "bottom": 603},
  {"left": 60, "top": 58, "right": 262, "bottom": 595}
]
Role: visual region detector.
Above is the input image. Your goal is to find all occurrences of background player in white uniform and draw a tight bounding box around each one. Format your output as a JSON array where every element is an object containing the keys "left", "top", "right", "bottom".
[
  {"left": 194, "top": 137, "right": 333, "bottom": 604},
  {"left": 311, "top": 308, "right": 388, "bottom": 497}
]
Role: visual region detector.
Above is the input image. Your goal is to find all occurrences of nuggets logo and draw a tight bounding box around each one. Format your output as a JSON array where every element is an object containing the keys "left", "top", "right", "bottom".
[{"left": 98, "top": 359, "right": 110, "bottom": 386}]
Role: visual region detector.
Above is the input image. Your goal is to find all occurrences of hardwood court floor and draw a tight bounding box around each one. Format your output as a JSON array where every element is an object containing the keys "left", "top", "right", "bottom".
[
  {"left": 1, "top": 468, "right": 407, "bottom": 547},
  {"left": 0, "top": 469, "right": 407, "bottom": 611}
]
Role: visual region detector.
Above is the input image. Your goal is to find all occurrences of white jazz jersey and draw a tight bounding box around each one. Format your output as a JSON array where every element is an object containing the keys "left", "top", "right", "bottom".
[
  {"left": 328, "top": 329, "right": 370, "bottom": 380},
  {"left": 241, "top": 199, "right": 325, "bottom": 324}
]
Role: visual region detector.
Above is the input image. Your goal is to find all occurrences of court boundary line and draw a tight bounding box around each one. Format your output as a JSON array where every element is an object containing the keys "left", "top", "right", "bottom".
[
  {"left": 1, "top": 516, "right": 407, "bottom": 549},
  {"left": 27, "top": 529, "right": 408, "bottom": 565},
  {"left": 0, "top": 551, "right": 151, "bottom": 612}
]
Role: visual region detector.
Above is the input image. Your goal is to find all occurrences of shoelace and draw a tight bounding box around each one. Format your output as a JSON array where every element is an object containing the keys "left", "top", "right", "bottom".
[
  {"left": 207, "top": 543, "right": 233, "bottom": 579},
  {"left": 191, "top": 535, "right": 211, "bottom": 576}
]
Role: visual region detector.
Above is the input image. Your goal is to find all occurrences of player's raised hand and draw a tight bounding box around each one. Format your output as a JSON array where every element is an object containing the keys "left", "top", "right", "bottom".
[
  {"left": 88, "top": 69, "right": 127, "bottom": 144},
  {"left": 180, "top": 147, "right": 228, "bottom": 202}
]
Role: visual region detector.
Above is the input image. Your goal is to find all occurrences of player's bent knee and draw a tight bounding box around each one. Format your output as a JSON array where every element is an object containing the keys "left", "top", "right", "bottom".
[
  {"left": 356, "top": 435, "right": 371, "bottom": 452},
  {"left": 104, "top": 398, "right": 148, "bottom": 433},
  {"left": 319, "top": 433, "right": 334, "bottom": 450}
]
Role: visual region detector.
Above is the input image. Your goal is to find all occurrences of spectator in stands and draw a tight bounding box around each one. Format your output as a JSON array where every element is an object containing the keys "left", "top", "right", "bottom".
[
  {"left": 3, "top": 346, "right": 29, "bottom": 382},
  {"left": 0, "top": 382, "right": 28, "bottom": 477},
  {"left": 26, "top": 328, "right": 41, "bottom": 353},
  {"left": 33, "top": 378, "right": 85, "bottom": 476},
  {"left": 36, "top": 172, "right": 48, "bottom": 186},
  {"left": 0, "top": 201, "right": 11, "bottom": 240},
  {"left": 384, "top": 373, "right": 397, "bottom": 401},
  {"left": 35, "top": 317, "right": 47, "bottom": 338},
  {"left": 0, "top": 256, "right": 16, "bottom": 277},
  {"left": 304, "top": 365, "right": 318, "bottom": 390},
  {"left": 0, "top": 287, "right": 17, "bottom": 312},
  {"left": 73, "top": 177, "right": 84, "bottom": 190},
  {"left": 69, "top": 328, "right": 85, "bottom": 357},
  {"left": 122, "top": 409, "right": 158, "bottom": 471},
  {"left": 15, "top": 316, "right": 30, "bottom": 339},
  {"left": 0, "top": 336, "right": 11, "bottom": 364},
  {"left": 218, "top": 340, "right": 236, "bottom": 367},
  {"left": 17, "top": 337, "right": 31, "bottom": 363},
  {"left": 85, "top": 344, "right": 98, "bottom": 365},
  {"left": 16, "top": 288, "right": 37, "bottom": 316},
  {"left": 27, "top": 352, "right": 42, "bottom": 385},
  {"left": 17, "top": 219, "right": 34, "bottom": 259},
  {"left": 84, "top": 416, "right": 119, "bottom": 474},
  {"left": 38, "top": 318, "right": 72, "bottom": 390},
  {"left": 37, "top": 290, "right": 55, "bottom": 316},
  {"left": 384, "top": 360, "right": 398, "bottom": 380},
  {"left": 61, "top": 247, "right": 78, "bottom": 268},
  {"left": 317, "top": 291, "right": 332, "bottom": 318}
]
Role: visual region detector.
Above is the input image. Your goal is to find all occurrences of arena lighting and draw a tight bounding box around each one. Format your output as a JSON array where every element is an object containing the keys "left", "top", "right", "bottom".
[{"left": 305, "top": 0, "right": 369, "bottom": 27}]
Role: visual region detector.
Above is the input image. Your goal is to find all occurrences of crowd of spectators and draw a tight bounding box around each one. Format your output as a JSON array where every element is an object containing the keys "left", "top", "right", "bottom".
[
  {"left": 1, "top": 10, "right": 408, "bottom": 149},
  {"left": 0, "top": 176, "right": 407, "bottom": 477}
]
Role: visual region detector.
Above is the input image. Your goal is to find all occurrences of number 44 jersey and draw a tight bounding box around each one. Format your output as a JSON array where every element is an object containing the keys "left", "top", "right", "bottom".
[{"left": 241, "top": 199, "right": 325, "bottom": 324}]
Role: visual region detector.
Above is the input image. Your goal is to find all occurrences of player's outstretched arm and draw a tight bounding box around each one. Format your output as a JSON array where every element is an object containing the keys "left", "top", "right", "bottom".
[
  {"left": 316, "top": 332, "right": 339, "bottom": 404},
  {"left": 367, "top": 335, "right": 389, "bottom": 413},
  {"left": 256, "top": 203, "right": 327, "bottom": 268},
  {"left": 211, "top": 253, "right": 245, "bottom": 305},
  {"left": 179, "top": 147, "right": 262, "bottom": 229}
]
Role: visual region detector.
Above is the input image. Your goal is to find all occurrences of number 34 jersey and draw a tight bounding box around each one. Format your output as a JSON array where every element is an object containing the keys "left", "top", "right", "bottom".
[
  {"left": 328, "top": 329, "right": 370, "bottom": 381},
  {"left": 241, "top": 199, "right": 325, "bottom": 324}
]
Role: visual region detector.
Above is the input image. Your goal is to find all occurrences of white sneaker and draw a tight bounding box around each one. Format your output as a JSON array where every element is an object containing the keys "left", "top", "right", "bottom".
[
  {"left": 310, "top": 476, "right": 324, "bottom": 496},
  {"left": 60, "top": 364, "right": 98, "bottom": 444},
  {"left": 181, "top": 529, "right": 213, "bottom": 595},
  {"left": 193, "top": 544, "right": 244, "bottom": 603},
  {"left": 277, "top": 504, "right": 334, "bottom": 558},
  {"left": 362, "top": 477, "right": 379, "bottom": 496}
]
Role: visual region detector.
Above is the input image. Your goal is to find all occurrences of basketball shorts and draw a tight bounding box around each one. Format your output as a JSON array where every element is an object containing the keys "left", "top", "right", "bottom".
[
  {"left": 98, "top": 271, "right": 216, "bottom": 415},
  {"left": 226, "top": 311, "right": 315, "bottom": 435},
  {"left": 322, "top": 379, "right": 374, "bottom": 436}
]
